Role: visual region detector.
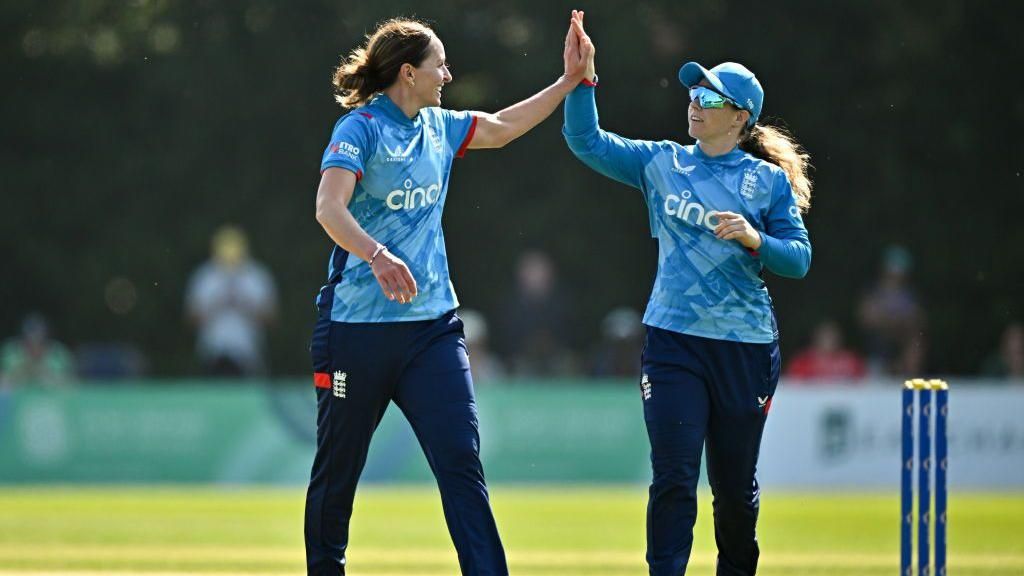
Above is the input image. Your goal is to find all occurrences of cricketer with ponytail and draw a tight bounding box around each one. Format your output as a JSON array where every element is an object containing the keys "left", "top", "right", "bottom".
[
  {"left": 305, "top": 14, "right": 592, "bottom": 576},
  {"left": 563, "top": 12, "right": 812, "bottom": 576}
]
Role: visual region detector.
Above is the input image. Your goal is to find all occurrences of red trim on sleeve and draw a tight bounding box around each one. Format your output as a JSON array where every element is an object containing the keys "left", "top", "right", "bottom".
[
  {"left": 746, "top": 248, "right": 760, "bottom": 258},
  {"left": 319, "top": 167, "right": 363, "bottom": 181},
  {"left": 763, "top": 396, "right": 773, "bottom": 415},
  {"left": 358, "top": 112, "right": 374, "bottom": 119},
  {"left": 313, "top": 372, "right": 330, "bottom": 389},
  {"left": 455, "top": 115, "right": 478, "bottom": 158},
  {"left": 581, "top": 78, "right": 599, "bottom": 87}
]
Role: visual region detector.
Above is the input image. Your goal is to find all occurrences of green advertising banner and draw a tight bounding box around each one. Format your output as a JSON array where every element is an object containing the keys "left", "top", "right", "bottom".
[{"left": 0, "top": 381, "right": 650, "bottom": 484}]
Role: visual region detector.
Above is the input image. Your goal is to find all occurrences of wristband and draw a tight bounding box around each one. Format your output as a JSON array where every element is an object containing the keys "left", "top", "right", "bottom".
[{"left": 368, "top": 244, "right": 387, "bottom": 266}]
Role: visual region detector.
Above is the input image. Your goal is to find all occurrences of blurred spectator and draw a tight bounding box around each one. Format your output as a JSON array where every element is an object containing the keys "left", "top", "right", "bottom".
[
  {"left": 785, "top": 320, "right": 866, "bottom": 382},
  {"left": 185, "top": 225, "right": 277, "bottom": 377},
  {"left": 459, "top": 308, "right": 506, "bottom": 384},
  {"left": 857, "top": 245, "right": 926, "bottom": 376},
  {"left": 0, "top": 313, "right": 75, "bottom": 388},
  {"left": 497, "top": 250, "right": 577, "bottom": 376},
  {"left": 590, "top": 307, "right": 644, "bottom": 378},
  {"left": 980, "top": 322, "right": 1024, "bottom": 379}
]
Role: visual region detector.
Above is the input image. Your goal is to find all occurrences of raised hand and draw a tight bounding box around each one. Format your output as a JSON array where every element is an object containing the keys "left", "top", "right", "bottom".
[
  {"left": 570, "top": 10, "right": 596, "bottom": 81},
  {"left": 563, "top": 11, "right": 588, "bottom": 82}
]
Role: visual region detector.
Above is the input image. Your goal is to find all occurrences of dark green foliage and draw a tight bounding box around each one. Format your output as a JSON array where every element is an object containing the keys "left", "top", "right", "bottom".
[{"left": 2, "top": 0, "right": 1021, "bottom": 374}]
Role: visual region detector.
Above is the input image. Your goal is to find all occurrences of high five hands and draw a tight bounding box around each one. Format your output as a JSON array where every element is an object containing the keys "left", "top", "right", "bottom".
[{"left": 564, "top": 10, "right": 596, "bottom": 83}]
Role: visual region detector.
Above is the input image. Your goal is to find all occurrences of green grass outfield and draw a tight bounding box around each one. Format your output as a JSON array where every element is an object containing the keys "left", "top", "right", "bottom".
[{"left": 1, "top": 486, "right": 1022, "bottom": 575}]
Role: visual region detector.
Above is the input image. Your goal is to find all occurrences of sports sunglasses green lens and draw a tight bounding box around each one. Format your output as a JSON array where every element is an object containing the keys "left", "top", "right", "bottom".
[{"left": 689, "top": 86, "right": 735, "bottom": 109}]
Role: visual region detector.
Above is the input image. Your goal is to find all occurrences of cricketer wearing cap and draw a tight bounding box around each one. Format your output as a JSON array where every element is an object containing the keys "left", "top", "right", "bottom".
[{"left": 563, "top": 12, "right": 813, "bottom": 576}]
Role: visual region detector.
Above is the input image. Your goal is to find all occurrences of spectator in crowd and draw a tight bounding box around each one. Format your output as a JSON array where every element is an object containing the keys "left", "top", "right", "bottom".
[
  {"left": 981, "top": 322, "right": 1024, "bottom": 379},
  {"left": 185, "top": 225, "right": 277, "bottom": 377},
  {"left": 857, "top": 245, "right": 926, "bottom": 376},
  {"left": 0, "top": 313, "right": 75, "bottom": 388},
  {"left": 785, "top": 320, "right": 866, "bottom": 382},
  {"left": 497, "top": 250, "right": 577, "bottom": 376},
  {"left": 458, "top": 309, "right": 506, "bottom": 384},
  {"left": 590, "top": 306, "right": 644, "bottom": 378}
]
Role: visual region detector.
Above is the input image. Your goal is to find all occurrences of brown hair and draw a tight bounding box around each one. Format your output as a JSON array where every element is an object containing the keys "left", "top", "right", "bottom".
[
  {"left": 332, "top": 18, "right": 435, "bottom": 108},
  {"left": 739, "top": 122, "right": 813, "bottom": 213}
]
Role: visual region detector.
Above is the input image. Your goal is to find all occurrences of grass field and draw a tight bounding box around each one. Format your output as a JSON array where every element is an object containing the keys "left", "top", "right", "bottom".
[{"left": 1, "top": 486, "right": 1022, "bottom": 575}]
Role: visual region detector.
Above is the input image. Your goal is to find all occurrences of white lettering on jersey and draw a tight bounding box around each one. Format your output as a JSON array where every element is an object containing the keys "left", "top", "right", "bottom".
[
  {"left": 330, "top": 141, "right": 360, "bottom": 158},
  {"left": 663, "top": 189, "right": 720, "bottom": 230},
  {"left": 386, "top": 179, "right": 442, "bottom": 210}
]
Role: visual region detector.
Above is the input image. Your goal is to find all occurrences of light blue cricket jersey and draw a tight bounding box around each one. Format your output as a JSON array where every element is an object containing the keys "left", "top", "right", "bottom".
[
  {"left": 564, "top": 83, "right": 811, "bottom": 343},
  {"left": 317, "top": 94, "right": 477, "bottom": 323}
]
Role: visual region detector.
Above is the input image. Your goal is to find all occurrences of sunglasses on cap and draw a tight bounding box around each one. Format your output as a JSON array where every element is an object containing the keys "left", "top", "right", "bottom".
[{"left": 688, "top": 86, "right": 740, "bottom": 110}]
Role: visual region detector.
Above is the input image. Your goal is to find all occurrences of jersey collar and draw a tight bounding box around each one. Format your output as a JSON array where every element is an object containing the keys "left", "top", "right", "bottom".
[
  {"left": 369, "top": 93, "right": 422, "bottom": 127},
  {"left": 692, "top": 143, "right": 746, "bottom": 165}
]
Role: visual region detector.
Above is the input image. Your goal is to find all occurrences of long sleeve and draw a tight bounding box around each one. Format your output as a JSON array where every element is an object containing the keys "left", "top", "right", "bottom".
[
  {"left": 757, "top": 170, "right": 812, "bottom": 278},
  {"left": 562, "top": 82, "right": 655, "bottom": 190}
]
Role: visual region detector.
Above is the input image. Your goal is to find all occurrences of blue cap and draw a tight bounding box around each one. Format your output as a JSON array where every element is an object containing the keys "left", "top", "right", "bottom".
[{"left": 678, "top": 61, "right": 763, "bottom": 127}]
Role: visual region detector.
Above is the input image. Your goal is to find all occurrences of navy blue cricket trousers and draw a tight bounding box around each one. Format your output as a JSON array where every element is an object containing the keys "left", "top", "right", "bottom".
[
  {"left": 304, "top": 310, "right": 507, "bottom": 575},
  {"left": 641, "top": 326, "right": 781, "bottom": 576}
]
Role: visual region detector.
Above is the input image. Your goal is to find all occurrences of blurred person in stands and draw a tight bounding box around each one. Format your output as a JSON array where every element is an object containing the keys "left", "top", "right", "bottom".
[
  {"left": 305, "top": 15, "right": 592, "bottom": 575},
  {"left": 459, "top": 308, "right": 506, "bottom": 384},
  {"left": 185, "top": 225, "right": 277, "bottom": 377},
  {"left": 564, "top": 13, "right": 811, "bottom": 575},
  {"left": 981, "top": 322, "right": 1024, "bottom": 379},
  {"left": 497, "top": 250, "right": 577, "bottom": 376},
  {"left": 0, "top": 313, "right": 75, "bottom": 388},
  {"left": 590, "top": 306, "right": 644, "bottom": 378},
  {"left": 785, "top": 320, "right": 866, "bottom": 382},
  {"left": 857, "top": 245, "right": 926, "bottom": 376}
]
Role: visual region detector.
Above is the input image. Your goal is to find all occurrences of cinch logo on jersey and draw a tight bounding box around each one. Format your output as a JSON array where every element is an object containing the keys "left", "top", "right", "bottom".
[
  {"left": 663, "top": 189, "right": 720, "bottom": 230},
  {"left": 386, "top": 179, "right": 442, "bottom": 210}
]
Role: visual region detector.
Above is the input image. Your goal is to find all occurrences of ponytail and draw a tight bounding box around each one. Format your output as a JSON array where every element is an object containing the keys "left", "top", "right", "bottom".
[
  {"left": 739, "top": 123, "right": 813, "bottom": 213},
  {"left": 332, "top": 47, "right": 381, "bottom": 108},
  {"left": 332, "top": 18, "right": 435, "bottom": 109}
]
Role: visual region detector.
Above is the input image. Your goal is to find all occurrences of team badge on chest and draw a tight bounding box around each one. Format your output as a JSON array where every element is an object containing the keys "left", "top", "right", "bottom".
[{"left": 740, "top": 169, "right": 759, "bottom": 200}]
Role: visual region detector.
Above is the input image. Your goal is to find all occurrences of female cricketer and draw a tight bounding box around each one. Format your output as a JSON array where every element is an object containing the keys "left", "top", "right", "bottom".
[
  {"left": 305, "top": 15, "right": 592, "bottom": 576},
  {"left": 563, "top": 13, "right": 812, "bottom": 576}
]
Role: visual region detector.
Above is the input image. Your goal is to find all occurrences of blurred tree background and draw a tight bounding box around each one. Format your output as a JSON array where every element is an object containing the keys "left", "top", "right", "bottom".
[{"left": 2, "top": 0, "right": 1021, "bottom": 376}]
